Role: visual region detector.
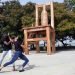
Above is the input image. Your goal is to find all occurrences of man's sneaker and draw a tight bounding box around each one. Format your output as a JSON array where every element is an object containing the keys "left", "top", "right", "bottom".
[
  {"left": 18, "top": 66, "right": 25, "bottom": 72},
  {"left": 19, "top": 69, "right": 24, "bottom": 72}
]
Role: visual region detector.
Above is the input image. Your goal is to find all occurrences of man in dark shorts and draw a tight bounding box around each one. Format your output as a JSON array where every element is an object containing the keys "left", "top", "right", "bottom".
[{"left": 0, "top": 34, "right": 15, "bottom": 70}]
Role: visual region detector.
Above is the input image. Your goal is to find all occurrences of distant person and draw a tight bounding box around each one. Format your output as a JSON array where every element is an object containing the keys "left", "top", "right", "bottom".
[
  {"left": 0, "top": 36, "right": 29, "bottom": 72},
  {"left": 0, "top": 34, "right": 15, "bottom": 71}
]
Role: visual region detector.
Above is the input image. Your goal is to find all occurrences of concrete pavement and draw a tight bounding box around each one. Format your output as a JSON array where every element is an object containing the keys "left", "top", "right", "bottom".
[{"left": 0, "top": 50, "right": 75, "bottom": 75}]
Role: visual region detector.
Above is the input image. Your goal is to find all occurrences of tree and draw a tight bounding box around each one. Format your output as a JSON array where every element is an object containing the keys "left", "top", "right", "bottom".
[
  {"left": 54, "top": 2, "right": 75, "bottom": 39},
  {"left": 64, "top": 0, "right": 75, "bottom": 11},
  {"left": 0, "top": 1, "right": 75, "bottom": 41},
  {"left": 21, "top": 2, "right": 35, "bottom": 27},
  {"left": 1, "top": 0, "right": 23, "bottom": 35}
]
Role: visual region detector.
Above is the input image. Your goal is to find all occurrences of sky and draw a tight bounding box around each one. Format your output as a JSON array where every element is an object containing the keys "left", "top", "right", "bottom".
[{"left": 1, "top": 0, "right": 64, "bottom": 5}]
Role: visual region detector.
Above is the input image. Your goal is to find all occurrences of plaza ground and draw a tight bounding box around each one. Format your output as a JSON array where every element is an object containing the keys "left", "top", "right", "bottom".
[{"left": 0, "top": 49, "right": 75, "bottom": 75}]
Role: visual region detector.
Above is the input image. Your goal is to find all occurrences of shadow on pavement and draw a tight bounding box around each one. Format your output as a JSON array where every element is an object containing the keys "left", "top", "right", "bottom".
[
  {"left": 0, "top": 65, "right": 36, "bottom": 73},
  {"left": 24, "top": 65, "right": 36, "bottom": 71}
]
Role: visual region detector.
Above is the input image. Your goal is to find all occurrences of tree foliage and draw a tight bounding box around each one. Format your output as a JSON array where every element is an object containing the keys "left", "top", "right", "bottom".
[
  {"left": 54, "top": 2, "right": 75, "bottom": 39},
  {"left": 64, "top": 0, "right": 75, "bottom": 11},
  {"left": 0, "top": 0, "right": 75, "bottom": 40},
  {"left": 21, "top": 2, "right": 35, "bottom": 27}
]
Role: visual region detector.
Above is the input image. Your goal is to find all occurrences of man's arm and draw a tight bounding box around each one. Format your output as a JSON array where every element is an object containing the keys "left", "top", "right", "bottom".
[{"left": 4, "top": 41, "right": 11, "bottom": 45}]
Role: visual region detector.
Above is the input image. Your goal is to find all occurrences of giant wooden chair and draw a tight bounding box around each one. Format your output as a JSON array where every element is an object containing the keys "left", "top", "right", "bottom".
[{"left": 23, "top": 1, "right": 55, "bottom": 55}]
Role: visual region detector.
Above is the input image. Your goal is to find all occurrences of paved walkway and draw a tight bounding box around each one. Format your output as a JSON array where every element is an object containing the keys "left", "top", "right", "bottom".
[{"left": 0, "top": 50, "right": 75, "bottom": 75}]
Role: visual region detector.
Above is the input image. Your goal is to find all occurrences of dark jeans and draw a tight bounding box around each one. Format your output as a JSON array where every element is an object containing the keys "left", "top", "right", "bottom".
[{"left": 3, "top": 51, "right": 29, "bottom": 67}]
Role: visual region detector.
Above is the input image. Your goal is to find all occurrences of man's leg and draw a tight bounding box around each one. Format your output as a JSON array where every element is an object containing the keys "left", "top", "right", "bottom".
[
  {"left": 19, "top": 53, "right": 29, "bottom": 72},
  {"left": 0, "top": 51, "right": 8, "bottom": 66},
  {"left": 9, "top": 50, "right": 16, "bottom": 71},
  {"left": 0, "top": 51, "right": 20, "bottom": 71}
]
